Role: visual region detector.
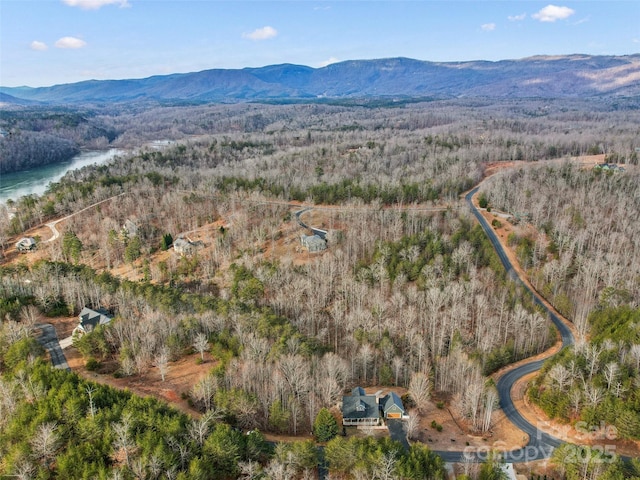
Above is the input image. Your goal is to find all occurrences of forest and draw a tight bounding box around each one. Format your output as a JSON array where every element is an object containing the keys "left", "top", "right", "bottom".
[
  {"left": 1, "top": 98, "right": 640, "bottom": 479},
  {"left": 0, "top": 108, "right": 119, "bottom": 174}
]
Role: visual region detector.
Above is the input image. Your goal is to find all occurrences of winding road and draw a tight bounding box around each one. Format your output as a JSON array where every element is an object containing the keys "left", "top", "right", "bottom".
[{"left": 433, "top": 188, "right": 575, "bottom": 463}]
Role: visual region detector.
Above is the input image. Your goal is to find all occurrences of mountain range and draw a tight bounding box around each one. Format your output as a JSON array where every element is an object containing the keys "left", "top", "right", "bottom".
[{"left": 2, "top": 55, "right": 639, "bottom": 104}]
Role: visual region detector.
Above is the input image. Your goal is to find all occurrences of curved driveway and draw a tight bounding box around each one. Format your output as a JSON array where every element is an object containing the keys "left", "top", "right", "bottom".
[
  {"left": 433, "top": 187, "right": 575, "bottom": 463},
  {"left": 44, "top": 192, "right": 126, "bottom": 243}
]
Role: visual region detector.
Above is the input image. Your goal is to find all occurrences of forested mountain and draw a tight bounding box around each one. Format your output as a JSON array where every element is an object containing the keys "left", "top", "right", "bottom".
[
  {"left": 2, "top": 54, "right": 638, "bottom": 175},
  {"left": 1, "top": 55, "right": 639, "bottom": 104},
  {"left": 0, "top": 92, "right": 39, "bottom": 106},
  {"left": 0, "top": 109, "right": 118, "bottom": 174}
]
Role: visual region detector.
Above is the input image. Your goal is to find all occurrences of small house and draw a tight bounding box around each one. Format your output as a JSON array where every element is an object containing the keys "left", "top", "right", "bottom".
[
  {"left": 73, "top": 307, "right": 113, "bottom": 336},
  {"left": 15, "top": 237, "right": 36, "bottom": 252},
  {"left": 122, "top": 219, "right": 139, "bottom": 238},
  {"left": 174, "top": 237, "right": 203, "bottom": 256},
  {"left": 16, "top": 237, "right": 37, "bottom": 252},
  {"left": 300, "top": 234, "right": 327, "bottom": 253},
  {"left": 380, "top": 391, "right": 406, "bottom": 419},
  {"left": 342, "top": 387, "right": 380, "bottom": 426}
]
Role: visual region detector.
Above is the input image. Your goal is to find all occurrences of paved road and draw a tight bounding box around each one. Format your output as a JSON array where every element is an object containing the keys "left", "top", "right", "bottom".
[
  {"left": 385, "top": 186, "right": 575, "bottom": 463},
  {"left": 294, "top": 207, "right": 313, "bottom": 230},
  {"left": 430, "top": 188, "right": 576, "bottom": 463},
  {"left": 465, "top": 186, "right": 574, "bottom": 347},
  {"left": 34, "top": 323, "right": 70, "bottom": 371}
]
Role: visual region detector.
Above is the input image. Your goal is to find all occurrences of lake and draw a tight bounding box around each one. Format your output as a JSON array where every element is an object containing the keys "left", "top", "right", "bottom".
[{"left": 0, "top": 149, "right": 124, "bottom": 204}]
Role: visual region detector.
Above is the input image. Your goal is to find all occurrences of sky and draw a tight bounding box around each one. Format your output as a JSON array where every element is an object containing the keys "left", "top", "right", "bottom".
[{"left": 1, "top": 0, "right": 638, "bottom": 87}]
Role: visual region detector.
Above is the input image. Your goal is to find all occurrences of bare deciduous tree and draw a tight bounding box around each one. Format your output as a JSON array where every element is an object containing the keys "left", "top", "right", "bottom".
[
  {"left": 112, "top": 413, "right": 134, "bottom": 467},
  {"left": 31, "top": 422, "right": 59, "bottom": 466},
  {"left": 603, "top": 362, "right": 619, "bottom": 391},
  {"left": 403, "top": 410, "right": 420, "bottom": 441},
  {"left": 155, "top": 347, "right": 170, "bottom": 382},
  {"left": 192, "top": 332, "right": 209, "bottom": 361},
  {"left": 408, "top": 371, "right": 432, "bottom": 414}
]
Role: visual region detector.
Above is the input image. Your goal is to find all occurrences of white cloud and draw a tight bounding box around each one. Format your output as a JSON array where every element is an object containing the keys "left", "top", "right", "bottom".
[
  {"left": 532, "top": 5, "right": 575, "bottom": 22},
  {"left": 242, "top": 26, "right": 278, "bottom": 41},
  {"left": 55, "top": 36, "right": 87, "bottom": 49},
  {"left": 508, "top": 13, "right": 526, "bottom": 21},
  {"left": 62, "top": 0, "right": 129, "bottom": 9},
  {"left": 481, "top": 23, "right": 496, "bottom": 32},
  {"left": 30, "top": 41, "right": 48, "bottom": 51},
  {"left": 319, "top": 57, "right": 339, "bottom": 67}
]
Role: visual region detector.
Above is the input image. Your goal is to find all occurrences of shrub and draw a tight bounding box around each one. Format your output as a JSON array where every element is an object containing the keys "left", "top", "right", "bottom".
[{"left": 85, "top": 357, "right": 100, "bottom": 371}]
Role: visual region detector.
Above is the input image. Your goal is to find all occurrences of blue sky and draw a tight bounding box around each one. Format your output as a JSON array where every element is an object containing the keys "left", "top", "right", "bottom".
[{"left": 1, "top": 0, "right": 638, "bottom": 87}]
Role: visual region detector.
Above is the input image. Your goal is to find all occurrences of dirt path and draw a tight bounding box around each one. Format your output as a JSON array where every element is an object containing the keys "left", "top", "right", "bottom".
[{"left": 44, "top": 192, "right": 127, "bottom": 243}]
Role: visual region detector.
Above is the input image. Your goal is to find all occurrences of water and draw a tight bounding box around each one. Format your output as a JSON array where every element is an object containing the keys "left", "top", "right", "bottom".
[{"left": 0, "top": 149, "right": 124, "bottom": 204}]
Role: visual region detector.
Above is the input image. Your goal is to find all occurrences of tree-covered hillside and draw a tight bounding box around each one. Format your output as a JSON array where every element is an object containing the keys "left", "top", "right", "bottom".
[
  {"left": 0, "top": 109, "right": 118, "bottom": 174},
  {"left": 1, "top": 99, "right": 640, "bottom": 479}
]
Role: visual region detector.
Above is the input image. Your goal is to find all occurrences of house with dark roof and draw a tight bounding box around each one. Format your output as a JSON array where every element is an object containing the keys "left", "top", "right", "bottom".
[
  {"left": 380, "top": 391, "right": 406, "bottom": 419},
  {"left": 73, "top": 307, "right": 113, "bottom": 336},
  {"left": 341, "top": 387, "right": 380, "bottom": 426}
]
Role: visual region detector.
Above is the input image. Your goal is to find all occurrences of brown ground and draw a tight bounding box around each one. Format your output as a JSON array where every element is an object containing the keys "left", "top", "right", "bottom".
[
  {"left": 512, "top": 372, "right": 640, "bottom": 458},
  {"left": 414, "top": 397, "right": 528, "bottom": 453},
  {"left": 65, "top": 345, "right": 213, "bottom": 418}
]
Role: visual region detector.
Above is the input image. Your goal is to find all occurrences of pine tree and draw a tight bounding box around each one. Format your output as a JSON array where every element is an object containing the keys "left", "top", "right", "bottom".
[{"left": 313, "top": 408, "right": 339, "bottom": 442}]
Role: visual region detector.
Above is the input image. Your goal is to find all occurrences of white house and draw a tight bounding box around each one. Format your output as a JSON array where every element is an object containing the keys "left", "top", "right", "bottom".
[{"left": 15, "top": 237, "right": 37, "bottom": 252}]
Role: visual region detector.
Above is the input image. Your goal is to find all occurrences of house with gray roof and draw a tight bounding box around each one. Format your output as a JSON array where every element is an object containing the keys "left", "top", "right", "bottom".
[
  {"left": 301, "top": 234, "right": 327, "bottom": 253},
  {"left": 380, "top": 391, "right": 406, "bottom": 419},
  {"left": 174, "top": 237, "right": 204, "bottom": 256},
  {"left": 73, "top": 307, "right": 113, "bottom": 336},
  {"left": 341, "top": 387, "right": 380, "bottom": 426}
]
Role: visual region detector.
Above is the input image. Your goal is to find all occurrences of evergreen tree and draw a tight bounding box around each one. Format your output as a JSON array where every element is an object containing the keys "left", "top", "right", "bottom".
[
  {"left": 62, "top": 231, "right": 83, "bottom": 263},
  {"left": 124, "top": 236, "right": 142, "bottom": 263},
  {"left": 313, "top": 408, "right": 339, "bottom": 442},
  {"left": 161, "top": 233, "right": 173, "bottom": 251}
]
